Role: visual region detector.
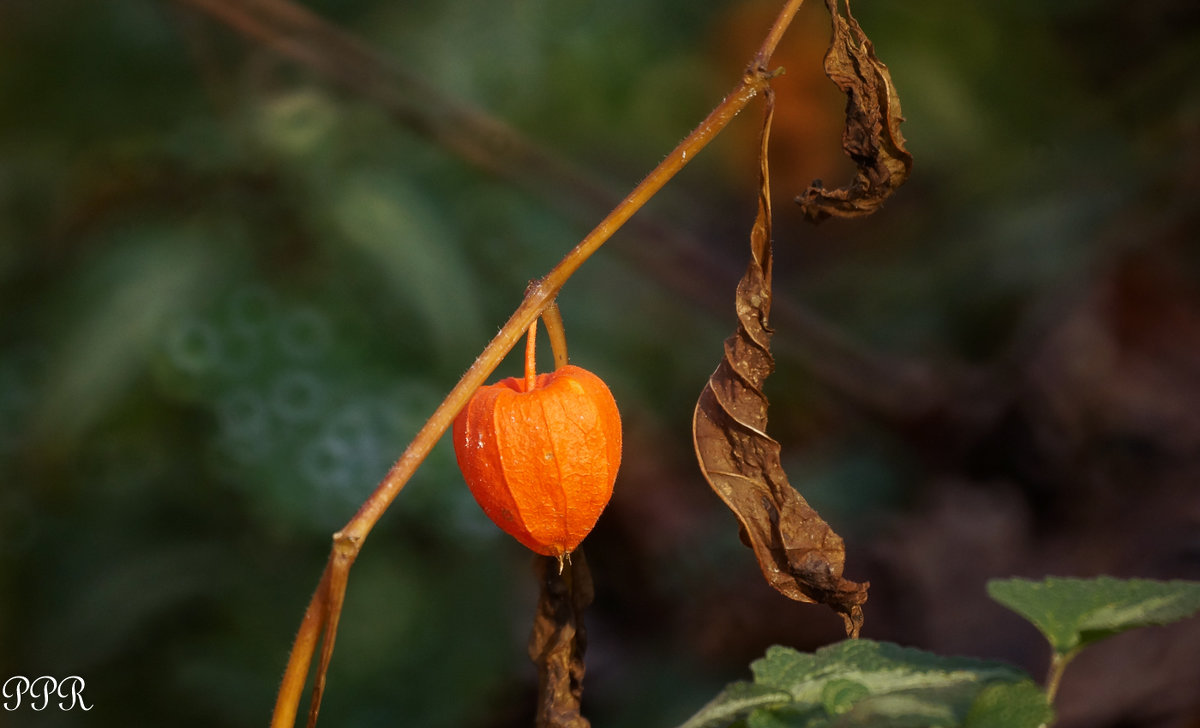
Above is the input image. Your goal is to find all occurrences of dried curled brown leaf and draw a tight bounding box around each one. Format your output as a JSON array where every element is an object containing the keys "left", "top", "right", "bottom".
[
  {"left": 528, "top": 553, "right": 594, "bottom": 728},
  {"left": 694, "top": 91, "right": 868, "bottom": 637},
  {"left": 797, "top": 0, "right": 912, "bottom": 222}
]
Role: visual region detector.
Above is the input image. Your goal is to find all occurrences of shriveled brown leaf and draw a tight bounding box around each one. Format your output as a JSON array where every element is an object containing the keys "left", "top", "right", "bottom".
[
  {"left": 797, "top": 0, "right": 912, "bottom": 222},
  {"left": 694, "top": 90, "right": 868, "bottom": 637},
  {"left": 528, "top": 553, "right": 594, "bottom": 728}
]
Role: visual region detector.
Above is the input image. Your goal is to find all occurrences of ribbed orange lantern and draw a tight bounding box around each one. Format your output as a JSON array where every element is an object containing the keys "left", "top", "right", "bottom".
[{"left": 453, "top": 324, "right": 621, "bottom": 564}]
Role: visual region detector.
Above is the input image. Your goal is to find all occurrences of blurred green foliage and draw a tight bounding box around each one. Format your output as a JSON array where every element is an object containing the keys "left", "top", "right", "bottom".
[{"left": 2, "top": 0, "right": 1197, "bottom": 726}]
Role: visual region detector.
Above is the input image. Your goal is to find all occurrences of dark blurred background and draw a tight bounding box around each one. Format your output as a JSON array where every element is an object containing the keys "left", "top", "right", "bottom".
[{"left": 2, "top": 0, "right": 1199, "bottom": 726}]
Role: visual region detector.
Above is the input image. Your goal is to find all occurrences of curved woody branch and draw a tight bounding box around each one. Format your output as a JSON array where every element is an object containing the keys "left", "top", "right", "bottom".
[{"left": 221, "top": 1, "right": 805, "bottom": 723}]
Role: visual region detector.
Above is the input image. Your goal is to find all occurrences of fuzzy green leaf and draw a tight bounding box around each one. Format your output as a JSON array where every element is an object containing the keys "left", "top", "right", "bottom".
[
  {"left": 751, "top": 642, "right": 1024, "bottom": 700},
  {"left": 987, "top": 577, "right": 1200, "bottom": 655},
  {"left": 675, "top": 641, "right": 1048, "bottom": 728}
]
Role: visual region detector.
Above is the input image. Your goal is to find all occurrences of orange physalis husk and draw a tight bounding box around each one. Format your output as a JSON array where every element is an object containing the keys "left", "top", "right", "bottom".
[{"left": 452, "top": 331, "right": 621, "bottom": 564}]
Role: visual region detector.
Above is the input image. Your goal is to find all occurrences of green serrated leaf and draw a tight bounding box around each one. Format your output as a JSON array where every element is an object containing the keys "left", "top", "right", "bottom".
[
  {"left": 987, "top": 577, "right": 1200, "bottom": 654},
  {"left": 676, "top": 641, "right": 1036, "bottom": 728},
  {"left": 751, "top": 642, "right": 1027, "bottom": 702}
]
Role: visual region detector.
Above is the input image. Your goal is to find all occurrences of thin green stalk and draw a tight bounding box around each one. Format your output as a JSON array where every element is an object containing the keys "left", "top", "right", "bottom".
[{"left": 1045, "top": 648, "right": 1078, "bottom": 704}]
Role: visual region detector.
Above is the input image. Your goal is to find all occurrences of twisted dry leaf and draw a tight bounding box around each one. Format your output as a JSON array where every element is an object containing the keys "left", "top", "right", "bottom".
[
  {"left": 528, "top": 553, "right": 594, "bottom": 728},
  {"left": 694, "top": 90, "right": 868, "bottom": 637},
  {"left": 797, "top": 0, "right": 912, "bottom": 221}
]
